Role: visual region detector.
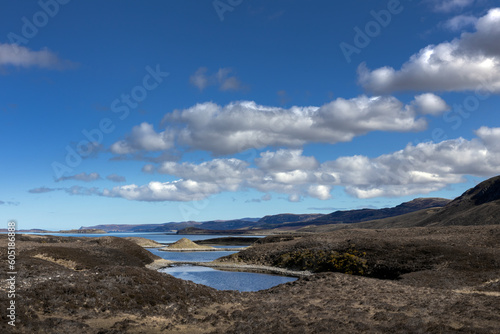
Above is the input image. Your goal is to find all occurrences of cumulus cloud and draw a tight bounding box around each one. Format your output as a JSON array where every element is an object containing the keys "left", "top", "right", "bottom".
[
  {"left": 475, "top": 126, "right": 500, "bottom": 151},
  {"left": 110, "top": 122, "right": 174, "bottom": 154},
  {"left": 102, "top": 180, "right": 220, "bottom": 202},
  {"left": 324, "top": 133, "right": 500, "bottom": 198},
  {"left": 256, "top": 149, "right": 319, "bottom": 172},
  {"left": 0, "top": 43, "right": 77, "bottom": 70},
  {"left": 411, "top": 93, "right": 450, "bottom": 115},
  {"left": 103, "top": 127, "right": 500, "bottom": 202},
  {"left": 359, "top": 8, "right": 500, "bottom": 94},
  {"left": 56, "top": 172, "right": 101, "bottom": 182},
  {"left": 150, "top": 96, "right": 428, "bottom": 155},
  {"left": 189, "top": 67, "right": 245, "bottom": 91}
]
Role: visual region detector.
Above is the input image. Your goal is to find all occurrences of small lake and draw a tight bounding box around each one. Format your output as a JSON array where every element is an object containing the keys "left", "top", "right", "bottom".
[
  {"left": 17, "top": 232, "right": 297, "bottom": 291},
  {"left": 159, "top": 265, "right": 296, "bottom": 292},
  {"left": 149, "top": 247, "right": 297, "bottom": 291}
]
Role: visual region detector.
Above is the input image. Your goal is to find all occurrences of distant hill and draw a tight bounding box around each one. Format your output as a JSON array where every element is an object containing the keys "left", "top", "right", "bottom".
[
  {"left": 80, "top": 198, "right": 451, "bottom": 234},
  {"left": 416, "top": 175, "right": 500, "bottom": 226},
  {"left": 306, "top": 198, "right": 450, "bottom": 226},
  {"left": 257, "top": 214, "right": 324, "bottom": 228},
  {"left": 83, "top": 218, "right": 261, "bottom": 233},
  {"left": 80, "top": 222, "right": 202, "bottom": 233},
  {"left": 176, "top": 227, "right": 251, "bottom": 235},
  {"left": 299, "top": 175, "right": 500, "bottom": 231},
  {"left": 75, "top": 176, "right": 500, "bottom": 233},
  {"left": 193, "top": 219, "right": 263, "bottom": 231}
]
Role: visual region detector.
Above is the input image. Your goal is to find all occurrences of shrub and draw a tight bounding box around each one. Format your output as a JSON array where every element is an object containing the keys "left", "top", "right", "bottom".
[{"left": 275, "top": 246, "right": 367, "bottom": 275}]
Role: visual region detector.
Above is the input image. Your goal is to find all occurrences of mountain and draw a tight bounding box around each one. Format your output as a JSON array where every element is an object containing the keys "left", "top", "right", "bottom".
[
  {"left": 81, "top": 198, "right": 450, "bottom": 233},
  {"left": 294, "top": 198, "right": 450, "bottom": 227},
  {"left": 416, "top": 175, "right": 500, "bottom": 226},
  {"left": 299, "top": 175, "right": 500, "bottom": 231},
  {"left": 81, "top": 218, "right": 261, "bottom": 233},
  {"left": 193, "top": 219, "right": 263, "bottom": 231},
  {"left": 257, "top": 214, "right": 324, "bottom": 227},
  {"left": 79, "top": 221, "right": 202, "bottom": 233}
]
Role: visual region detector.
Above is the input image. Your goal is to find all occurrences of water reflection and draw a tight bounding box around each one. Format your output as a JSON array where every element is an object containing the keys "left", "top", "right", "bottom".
[{"left": 160, "top": 265, "right": 296, "bottom": 292}]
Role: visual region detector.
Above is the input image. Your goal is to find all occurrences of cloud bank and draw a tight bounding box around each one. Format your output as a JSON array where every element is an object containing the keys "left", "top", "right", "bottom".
[
  {"left": 101, "top": 127, "right": 500, "bottom": 202},
  {"left": 111, "top": 95, "right": 447, "bottom": 156}
]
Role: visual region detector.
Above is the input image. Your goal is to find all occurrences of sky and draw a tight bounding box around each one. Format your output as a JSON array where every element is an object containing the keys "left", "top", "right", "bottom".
[{"left": 1, "top": 0, "right": 500, "bottom": 230}]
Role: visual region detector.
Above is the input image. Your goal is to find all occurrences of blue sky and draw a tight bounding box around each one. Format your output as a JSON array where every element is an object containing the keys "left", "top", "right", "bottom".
[{"left": 1, "top": 0, "right": 500, "bottom": 230}]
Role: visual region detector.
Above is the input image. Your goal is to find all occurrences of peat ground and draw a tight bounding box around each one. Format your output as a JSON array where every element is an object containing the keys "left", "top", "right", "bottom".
[{"left": 1, "top": 226, "right": 499, "bottom": 333}]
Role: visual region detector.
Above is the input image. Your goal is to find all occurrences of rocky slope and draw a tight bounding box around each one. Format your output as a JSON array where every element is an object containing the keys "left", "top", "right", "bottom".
[{"left": 416, "top": 175, "right": 500, "bottom": 226}]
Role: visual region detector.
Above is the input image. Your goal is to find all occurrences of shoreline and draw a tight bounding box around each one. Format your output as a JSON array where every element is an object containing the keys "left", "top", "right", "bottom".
[
  {"left": 158, "top": 247, "right": 248, "bottom": 252},
  {"left": 157, "top": 260, "right": 312, "bottom": 278}
]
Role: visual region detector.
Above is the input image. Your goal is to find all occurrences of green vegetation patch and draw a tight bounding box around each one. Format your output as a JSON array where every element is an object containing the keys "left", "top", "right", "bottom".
[{"left": 275, "top": 245, "right": 367, "bottom": 275}]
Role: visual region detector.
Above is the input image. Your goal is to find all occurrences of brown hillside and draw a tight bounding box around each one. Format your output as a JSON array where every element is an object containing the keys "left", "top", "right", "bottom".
[
  {"left": 417, "top": 175, "right": 500, "bottom": 226},
  {"left": 298, "top": 175, "right": 500, "bottom": 231}
]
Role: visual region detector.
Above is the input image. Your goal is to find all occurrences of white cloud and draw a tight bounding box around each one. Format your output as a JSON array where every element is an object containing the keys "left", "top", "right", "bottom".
[
  {"left": 359, "top": 8, "right": 500, "bottom": 94},
  {"left": 475, "top": 126, "right": 500, "bottom": 151},
  {"left": 103, "top": 126, "right": 500, "bottom": 202},
  {"left": 443, "top": 15, "right": 478, "bottom": 31},
  {"left": 432, "top": 0, "right": 475, "bottom": 13},
  {"left": 256, "top": 149, "right": 319, "bottom": 172},
  {"left": 153, "top": 96, "right": 427, "bottom": 155},
  {"left": 288, "top": 194, "right": 302, "bottom": 202},
  {"left": 110, "top": 122, "right": 174, "bottom": 154},
  {"left": 157, "top": 158, "right": 253, "bottom": 191},
  {"left": 102, "top": 180, "right": 220, "bottom": 202},
  {"left": 0, "top": 43, "right": 77, "bottom": 70},
  {"left": 307, "top": 185, "right": 332, "bottom": 200},
  {"left": 411, "top": 93, "right": 450, "bottom": 115},
  {"left": 189, "top": 67, "right": 245, "bottom": 91},
  {"left": 323, "top": 130, "right": 500, "bottom": 198}
]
